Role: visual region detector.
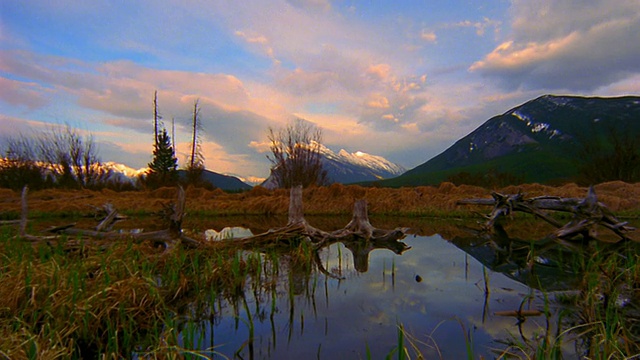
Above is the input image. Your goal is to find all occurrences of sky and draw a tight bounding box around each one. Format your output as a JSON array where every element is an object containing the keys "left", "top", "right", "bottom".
[{"left": 1, "top": 0, "right": 639, "bottom": 183}]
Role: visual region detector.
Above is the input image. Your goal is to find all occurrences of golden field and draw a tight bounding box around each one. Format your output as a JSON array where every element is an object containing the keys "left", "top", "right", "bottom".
[{"left": 0, "top": 181, "right": 638, "bottom": 217}]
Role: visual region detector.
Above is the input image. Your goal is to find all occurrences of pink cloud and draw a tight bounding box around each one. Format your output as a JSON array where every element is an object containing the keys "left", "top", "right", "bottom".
[
  {"left": 0, "top": 77, "right": 50, "bottom": 109},
  {"left": 420, "top": 30, "right": 437, "bottom": 43}
]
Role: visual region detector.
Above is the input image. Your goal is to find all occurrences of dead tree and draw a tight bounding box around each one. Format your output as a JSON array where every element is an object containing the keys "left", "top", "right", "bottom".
[
  {"left": 329, "top": 199, "right": 408, "bottom": 242},
  {"left": 235, "top": 185, "right": 409, "bottom": 247},
  {"left": 457, "top": 187, "right": 636, "bottom": 241}
]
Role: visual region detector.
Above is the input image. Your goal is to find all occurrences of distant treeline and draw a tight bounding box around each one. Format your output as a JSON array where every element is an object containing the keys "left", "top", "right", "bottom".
[
  {"left": 0, "top": 125, "right": 212, "bottom": 192},
  {"left": 0, "top": 125, "right": 130, "bottom": 191}
]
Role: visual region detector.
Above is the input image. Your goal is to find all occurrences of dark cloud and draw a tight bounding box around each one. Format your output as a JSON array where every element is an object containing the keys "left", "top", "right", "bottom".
[
  {"left": 177, "top": 101, "right": 275, "bottom": 156},
  {"left": 470, "top": 0, "right": 640, "bottom": 91}
]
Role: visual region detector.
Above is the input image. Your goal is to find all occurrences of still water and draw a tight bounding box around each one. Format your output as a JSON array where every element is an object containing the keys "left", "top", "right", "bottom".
[{"left": 175, "top": 224, "right": 579, "bottom": 359}]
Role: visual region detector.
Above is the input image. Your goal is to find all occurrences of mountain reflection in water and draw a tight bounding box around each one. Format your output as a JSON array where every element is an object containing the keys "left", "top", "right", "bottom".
[{"left": 163, "top": 217, "right": 601, "bottom": 359}]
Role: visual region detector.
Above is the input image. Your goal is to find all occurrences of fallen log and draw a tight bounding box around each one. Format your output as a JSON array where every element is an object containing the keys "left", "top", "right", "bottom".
[
  {"left": 0, "top": 220, "right": 21, "bottom": 225},
  {"left": 94, "top": 203, "right": 124, "bottom": 232},
  {"left": 457, "top": 187, "right": 636, "bottom": 242},
  {"left": 13, "top": 186, "right": 200, "bottom": 249},
  {"left": 52, "top": 187, "right": 201, "bottom": 249}
]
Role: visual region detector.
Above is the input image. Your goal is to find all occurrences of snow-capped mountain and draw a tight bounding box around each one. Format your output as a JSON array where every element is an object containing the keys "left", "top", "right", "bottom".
[
  {"left": 316, "top": 143, "right": 405, "bottom": 182},
  {"left": 317, "top": 143, "right": 405, "bottom": 176},
  {"left": 261, "top": 144, "right": 405, "bottom": 188},
  {"left": 102, "top": 162, "right": 148, "bottom": 182}
]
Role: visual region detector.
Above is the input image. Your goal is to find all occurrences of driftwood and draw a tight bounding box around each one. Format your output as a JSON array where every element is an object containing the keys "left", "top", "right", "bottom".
[
  {"left": 329, "top": 199, "right": 408, "bottom": 242},
  {"left": 11, "top": 186, "right": 58, "bottom": 242},
  {"left": 234, "top": 185, "right": 409, "bottom": 247},
  {"left": 457, "top": 187, "right": 636, "bottom": 241},
  {"left": 93, "top": 203, "right": 127, "bottom": 232},
  {"left": 222, "top": 185, "right": 409, "bottom": 279},
  {"left": 9, "top": 186, "right": 200, "bottom": 249}
]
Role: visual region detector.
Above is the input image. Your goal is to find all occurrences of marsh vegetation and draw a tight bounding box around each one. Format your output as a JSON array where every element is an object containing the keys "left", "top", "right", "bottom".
[{"left": 0, "top": 182, "right": 639, "bottom": 359}]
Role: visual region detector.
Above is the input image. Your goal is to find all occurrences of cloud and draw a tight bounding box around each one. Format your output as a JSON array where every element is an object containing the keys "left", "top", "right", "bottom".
[
  {"left": 367, "top": 64, "right": 392, "bottom": 81},
  {"left": 366, "top": 94, "right": 390, "bottom": 109},
  {"left": 450, "top": 18, "right": 501, "bottom": 36},
  {"left": 0, "top": 48, "right": 284, "bottom": 175},
  {"left": 285, "top": 0, "right": 331, "bottom": 12},
  {"left": 357, "top": 70, "right": 428, "bottom": 132},
  {"left": 0, "top": 77, "right": 51, "bottom": 109},
  {"left": 470, "top": 0, "right": 640, "bottom": 91},
  {"left": 0, "top": 115, "right": 51, "bottom": 139},
  {"left": 12, "top": 0, "right": 619, "bottom": 178},
  {"left": 234, "top": 30, "right": 277, "bottom": 62},
  {"left": 420, "top": 30, "right": 437, "bottom": 43},
  {"left": 276, "top": 45, "right": 381, "bottom": 99}
]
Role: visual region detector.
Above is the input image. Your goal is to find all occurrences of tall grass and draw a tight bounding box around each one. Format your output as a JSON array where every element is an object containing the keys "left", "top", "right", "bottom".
[
  {"left": 0, "top": 225, "right": 283, "bottom": 359},
  {"left": 490, "top": 239, "right": 640, "bottom": 359}
]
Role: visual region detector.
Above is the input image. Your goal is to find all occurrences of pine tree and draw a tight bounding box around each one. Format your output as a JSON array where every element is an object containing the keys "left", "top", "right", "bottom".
[{"left": 144, "top": 128, "right": 178, "bottom": 188}]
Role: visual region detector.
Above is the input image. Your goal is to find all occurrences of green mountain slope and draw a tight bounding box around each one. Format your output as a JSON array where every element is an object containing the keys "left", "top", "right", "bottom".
[{"left": 383, "top": 95, "right": 640, "bottom": 187}]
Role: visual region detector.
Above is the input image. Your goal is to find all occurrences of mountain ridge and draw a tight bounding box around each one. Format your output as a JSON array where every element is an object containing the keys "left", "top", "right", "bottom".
[{"left": 384, "top": 94, "right": 640, "bottom": 186}]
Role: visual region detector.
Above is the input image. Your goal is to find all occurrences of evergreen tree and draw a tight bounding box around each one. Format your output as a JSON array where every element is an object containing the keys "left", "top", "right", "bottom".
[{"left": 144, "top": 128, "right": 178, "bottom": 188}]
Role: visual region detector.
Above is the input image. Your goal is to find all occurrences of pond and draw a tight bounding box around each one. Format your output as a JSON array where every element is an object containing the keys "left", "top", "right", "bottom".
[{"left": 164, "top": 216, "right": 635, "bottom": 359}]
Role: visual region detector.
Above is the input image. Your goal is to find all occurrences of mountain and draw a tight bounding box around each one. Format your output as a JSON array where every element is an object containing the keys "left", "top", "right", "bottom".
[
  {"left": 318, "top": 144, "right": 406, "bottom": 183},
  {"left": 177, "top": 169, "right": 252, "bottom": 191},
  {"left": 384, "top": 95, "right": 640, "bottom": 186},
  {"left": 104, "top": 162, "right": 252, "bottom": 191},
  {"left": 261, "top": 144, "right": 405, "bottom": 188}
]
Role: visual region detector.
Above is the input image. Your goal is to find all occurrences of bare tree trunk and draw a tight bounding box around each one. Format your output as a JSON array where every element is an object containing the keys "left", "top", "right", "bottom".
[
  {"left": 287, "top": 185, "right": 305, "bottom": 226},
  {"left": 190, "top": 99, "right": 200, "bottom": 169},
  {"left": 20, "top": 186, "right": 28, "bottom": 237},
  {"left": 153, "top": 90, "right": 160, "bottom": 148},
  {"left": 338, "top": 200, "right": 376, "bottom": 238},
  {"left": 171, "top": 117, "right": 176, "bottom": 152}
]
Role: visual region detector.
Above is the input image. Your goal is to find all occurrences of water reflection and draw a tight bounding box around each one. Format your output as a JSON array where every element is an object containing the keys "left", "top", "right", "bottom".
[
  {"left": 168, "top": 224, "right": 574, "bottom": 359},
  {"left": 449, "top": 224, "right": 583, "bottom": 291}
]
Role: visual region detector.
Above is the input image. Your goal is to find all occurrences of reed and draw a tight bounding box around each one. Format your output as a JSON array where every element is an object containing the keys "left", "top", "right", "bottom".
[{"left": 0, "top": 226, "right": 281, "bottom": 358}]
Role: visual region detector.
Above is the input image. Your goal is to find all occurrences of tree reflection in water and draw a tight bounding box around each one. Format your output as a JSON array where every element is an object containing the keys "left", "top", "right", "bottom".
[{"left": 170, "top": 218, "right": 638, "bottom": 359}]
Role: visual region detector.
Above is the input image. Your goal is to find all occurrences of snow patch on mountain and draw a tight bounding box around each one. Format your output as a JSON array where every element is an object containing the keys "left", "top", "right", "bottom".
[{"left": 510, "top": 111, "right": 562, "bottom": 139}]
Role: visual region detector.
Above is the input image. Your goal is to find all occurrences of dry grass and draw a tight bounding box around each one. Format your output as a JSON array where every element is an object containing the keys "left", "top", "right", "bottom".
[
  {"left": 1, "top": 182, "right": 638, "bottom": 219},
  {"left": 0, "top": 231, "right": 276, "bottom": 358}
]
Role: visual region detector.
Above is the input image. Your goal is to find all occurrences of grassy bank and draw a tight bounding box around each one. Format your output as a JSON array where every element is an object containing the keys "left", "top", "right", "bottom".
[
  {"left": 0, "top": 226, "right": 306, "bottom": 359},
  {"left": 2, "top": 226, "right": 639, "bottom": 358}
]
